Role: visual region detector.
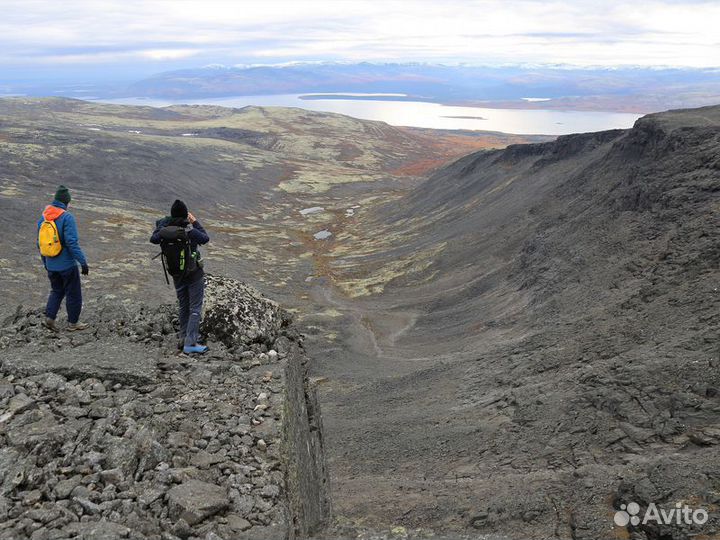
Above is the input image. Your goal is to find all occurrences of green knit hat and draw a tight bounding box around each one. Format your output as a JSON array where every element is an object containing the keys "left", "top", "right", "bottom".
[{"left": 54, "top": 185, "right": 71, "bottom": 205}]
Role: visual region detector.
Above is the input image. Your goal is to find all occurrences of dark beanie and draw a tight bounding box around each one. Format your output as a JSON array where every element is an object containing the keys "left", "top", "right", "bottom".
[
  {"left": 171, "top": 199, "right": 188, "bottom": 219},
  {"left": 54, "top": 185, "right": 71, "bottom": 205}
]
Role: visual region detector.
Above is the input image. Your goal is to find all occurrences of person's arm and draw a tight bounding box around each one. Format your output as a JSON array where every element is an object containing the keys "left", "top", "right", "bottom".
[
  {"left": 187, "top": 215, "right": 210, "bottom": 245},
  {"left": 62, "top": 214, "right": 88, "bottom": 267},
  {"left": 150, "top": 226, "right": 162, "bottom": 245},
  {"left": 150, "top": 218, "right": 168, "bottom": 244}
]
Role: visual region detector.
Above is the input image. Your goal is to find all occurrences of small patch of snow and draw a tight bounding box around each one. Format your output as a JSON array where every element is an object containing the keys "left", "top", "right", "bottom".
[
  {"left": 313, "top": 230, "right": 332, "bottom": 240},
  {"left": 300, "top": 207, "right": 324, "bottom": 216}
]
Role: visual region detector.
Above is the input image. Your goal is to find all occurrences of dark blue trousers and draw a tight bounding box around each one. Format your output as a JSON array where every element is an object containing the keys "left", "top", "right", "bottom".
[
  {"left": 46, "top": 266, "right": 83, "bottom": 324},
  {"left": 175, "top": 275, "right": 205, "bottom": 347}
]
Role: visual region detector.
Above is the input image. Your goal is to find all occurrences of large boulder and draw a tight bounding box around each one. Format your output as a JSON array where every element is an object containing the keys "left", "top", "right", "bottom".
[{"left": 201, "top": 274, "right": 290, "bottom": 349}]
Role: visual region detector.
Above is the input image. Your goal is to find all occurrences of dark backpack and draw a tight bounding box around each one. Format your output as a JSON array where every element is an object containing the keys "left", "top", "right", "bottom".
[{"left": 157, "top": 225, "right": 197, "bottom": 283}]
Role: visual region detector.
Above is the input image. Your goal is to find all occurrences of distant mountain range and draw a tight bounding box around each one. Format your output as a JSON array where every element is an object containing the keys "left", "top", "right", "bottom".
[{"left": 120, "top": 62, "right": 720, "bottom": 113}]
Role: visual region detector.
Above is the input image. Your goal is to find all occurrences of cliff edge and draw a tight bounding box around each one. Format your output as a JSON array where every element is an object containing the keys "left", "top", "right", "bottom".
[{"left": 0, "top": 275, "right": 330, "bottom": 540}]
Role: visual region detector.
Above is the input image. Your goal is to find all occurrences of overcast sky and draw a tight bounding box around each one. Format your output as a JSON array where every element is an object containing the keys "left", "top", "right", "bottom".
[{"left": 1, "top": 0, "right": 719, "bottom": 83}]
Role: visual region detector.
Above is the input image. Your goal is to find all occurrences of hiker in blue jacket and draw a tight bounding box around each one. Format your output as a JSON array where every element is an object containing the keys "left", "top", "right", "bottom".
[
  {"left": 150, "top": 200, "right": 210, "bottom": 354},
  {"left": 37, "top": 185, "right": 89, "bottom": 332}
]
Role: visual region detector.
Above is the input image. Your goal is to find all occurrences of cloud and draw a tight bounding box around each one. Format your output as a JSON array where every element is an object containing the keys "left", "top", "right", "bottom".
[
  {"left": 138, "top": 49, "right": 201, "bottom": 61},
  {"left": 0, "top": 0, "right": 719, "bottom": 73}
]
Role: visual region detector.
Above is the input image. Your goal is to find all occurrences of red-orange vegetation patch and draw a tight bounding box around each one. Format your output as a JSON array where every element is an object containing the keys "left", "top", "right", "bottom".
[
  {"left": 389, "top": 132, "right": 510, "bottom": 176},
  {"left": 391, "top": 158, "right": 452, "bottom": 176},
  {"left": 277, "top": 163, "right": 299, "bottom": 182}
]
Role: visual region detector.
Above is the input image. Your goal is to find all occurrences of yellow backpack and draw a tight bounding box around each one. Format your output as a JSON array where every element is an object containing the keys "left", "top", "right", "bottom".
[{"left": 38, "top": 215, "right": 64, "bottom": 257}]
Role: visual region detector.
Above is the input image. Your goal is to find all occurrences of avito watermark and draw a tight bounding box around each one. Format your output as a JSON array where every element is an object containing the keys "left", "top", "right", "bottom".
[{"left": 614, "top": 501, "right": 709, "bottom": 528}]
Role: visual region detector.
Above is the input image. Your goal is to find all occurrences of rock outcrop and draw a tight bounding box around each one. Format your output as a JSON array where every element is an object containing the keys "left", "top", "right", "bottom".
[
  {"left": 201, "top": 274, "right": 292, "bottom": 350},
  {"left": 0, "top": 276, "right": 329, "bottom": 540}
]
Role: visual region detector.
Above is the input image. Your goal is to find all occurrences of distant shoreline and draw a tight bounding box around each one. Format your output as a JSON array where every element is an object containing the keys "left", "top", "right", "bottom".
[
  {"left": 73, "top": 94, "right": 643, "bottom": 136},
  {"left": 294, "top": 93, "right": 655, "bottom": 113}
]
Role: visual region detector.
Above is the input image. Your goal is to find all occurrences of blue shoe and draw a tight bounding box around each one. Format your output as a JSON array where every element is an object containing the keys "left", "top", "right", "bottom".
[{"left": 183, "top": 344, "right": 208, "bottom": 355}]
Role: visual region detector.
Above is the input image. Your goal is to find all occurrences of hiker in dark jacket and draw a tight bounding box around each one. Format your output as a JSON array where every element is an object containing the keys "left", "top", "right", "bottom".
[
  {"left": 150, "top": 199, "right": 210, "bottom": 354},
  {"left": 37, "top": 185, "right": 89, "bottom": 332}
]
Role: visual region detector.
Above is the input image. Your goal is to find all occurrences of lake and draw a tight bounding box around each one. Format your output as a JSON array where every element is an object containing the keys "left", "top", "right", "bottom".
[{"left": 96, "top": 94, "right": 642, "bottom": 136}]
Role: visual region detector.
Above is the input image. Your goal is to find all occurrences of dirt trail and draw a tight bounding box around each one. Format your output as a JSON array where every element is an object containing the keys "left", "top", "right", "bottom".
[
  {"left": 311, "top": 282, "right": 384, "bottom": 360},
  {"left": 304, "top": 279, "right": 463, "bottom": 534},
  {"left": 308, "top": 279, "right": 420, "bottom": 365}
]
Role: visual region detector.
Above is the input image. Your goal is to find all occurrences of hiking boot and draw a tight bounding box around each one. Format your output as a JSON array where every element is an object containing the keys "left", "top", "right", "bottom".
[
  {"left": 43, "top": 317, "right": 59, "bottom": 332},
  {"left": 67, "top": 322, "right": 88, "bottom": 332},
  {"left": 183, "top": 344, "right": 209, "bottom": 355}
]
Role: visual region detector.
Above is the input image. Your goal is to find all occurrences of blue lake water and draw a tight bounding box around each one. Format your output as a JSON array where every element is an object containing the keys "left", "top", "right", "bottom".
[{"left": 96, "top": 94, "right": 642, "bottom": 136}]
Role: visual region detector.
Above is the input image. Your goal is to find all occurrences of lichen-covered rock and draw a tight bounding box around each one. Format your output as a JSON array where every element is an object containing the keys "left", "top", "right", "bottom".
[{"left": 201, "top": 274, "right": 291, "bottom": 349}]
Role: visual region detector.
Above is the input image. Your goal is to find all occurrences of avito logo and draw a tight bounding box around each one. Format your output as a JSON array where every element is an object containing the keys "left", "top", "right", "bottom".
[{"left": 614, "top": 501, "right": 709, "bottom": 528}]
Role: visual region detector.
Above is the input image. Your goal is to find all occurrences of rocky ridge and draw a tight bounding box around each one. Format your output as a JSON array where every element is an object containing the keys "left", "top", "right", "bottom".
[{"left": 0, "top": 276, "right": 329, "bottom": 540}]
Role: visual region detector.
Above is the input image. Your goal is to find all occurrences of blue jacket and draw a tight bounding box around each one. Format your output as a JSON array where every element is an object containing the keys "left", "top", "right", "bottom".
[{"left": 37, "top": 201, "right": 88, "bottom": 272}]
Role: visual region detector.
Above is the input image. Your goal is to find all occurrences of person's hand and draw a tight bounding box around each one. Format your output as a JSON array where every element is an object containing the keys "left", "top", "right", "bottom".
[
  {"left": 187, "top": 212, "right": 197, "bottom": 224},
  {"left": 81, "top": 264, "right": 89, "bottom": 276}
]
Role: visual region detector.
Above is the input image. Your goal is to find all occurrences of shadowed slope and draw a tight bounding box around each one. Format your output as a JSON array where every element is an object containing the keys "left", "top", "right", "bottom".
[{"left": 319, "top": 106, "right": 720, "bottom": 538}]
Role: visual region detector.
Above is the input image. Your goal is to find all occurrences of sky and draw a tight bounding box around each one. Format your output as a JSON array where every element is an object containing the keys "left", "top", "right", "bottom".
[{"left": 1, "top": 0, "right": 719, "bottom": 85}]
